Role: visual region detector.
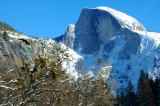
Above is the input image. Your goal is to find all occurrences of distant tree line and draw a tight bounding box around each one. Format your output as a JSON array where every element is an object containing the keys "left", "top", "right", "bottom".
[
  {"left": 0, "top": 22, "right": 18, "bottom": 33},
  {"left": 0, "top": 21, "right": 39, "bottom": 39},
  {"left": 117, "top": 70, "right": 160, "bottom": 106}
]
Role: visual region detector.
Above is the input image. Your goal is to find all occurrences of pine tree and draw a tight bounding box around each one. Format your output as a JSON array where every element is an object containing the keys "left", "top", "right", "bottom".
[
  {"left": 154, "top": 78, "right": 160, "bottom": 106},
  {"left": 137, "top": 70, "right": 147, "bottom": 105},
  {"left": 2, "top": 31, "right": 10, "bottom": 41},
  {"left": 116, "top": 94, "right": 121, "bottom": 106},
  {"left": 119, "top": 92, "right": 126, "bottom": 106},
  {"left": 127, "top": 81, "right": 134, "bottom": 93},
  {"left": 0, "top": 22, "right": 18, "bottom": 32},
  {"left": 137, "top": 70, "right": 155, "bottom": 106},
  {"left": 145, "top": 76, "right": 155, "bottom": 106},
  {"left": 126, "top": 81, "right": 137, "bottom": 106}
]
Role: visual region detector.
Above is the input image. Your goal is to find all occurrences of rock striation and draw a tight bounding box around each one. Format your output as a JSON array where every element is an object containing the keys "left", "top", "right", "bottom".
[
  {"left": 55, "top": 7, "right": 160, "bottom": 91},
  {"left": 0, "top": 31, "right": 55, "bottom": 69},
  {"left": 56, "top": 7, "right": 145, "bottom": 54}
]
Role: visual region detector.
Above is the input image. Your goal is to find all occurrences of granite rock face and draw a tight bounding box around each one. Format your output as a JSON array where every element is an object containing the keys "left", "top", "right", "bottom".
[
  {"left": 95, "top": 7, "right": 146, "bottom": 31},
  {"left": 54, "top": 25, "right": 75, "bottom": 49},
  {"left": 74, "top": 8, "right": 121, "bottom": 54},
  {"left": 57, "top": 7, "right": 145, "bottom": 55},
  {"left": 119, "top": 28, "right": 141, "bottom": 60},
  {"left": 62, "top": 25, "right": 75, "bottom": 49},
  {"left": 0, "top": 32, "right": 55, "bottom": 69},
  {"left": 0, "top": 31, "right": 82, "bottom": 79},
  {"left": 54, "top": 7, "right": 160, "bottom": 91},
  {"left": 73, "top": 7, "right": 145, "bottom": 54}
]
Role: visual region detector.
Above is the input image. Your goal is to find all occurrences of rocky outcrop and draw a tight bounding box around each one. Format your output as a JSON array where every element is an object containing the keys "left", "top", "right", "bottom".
[
  {"left": 55, "top": 7, "right": 160, "bottom": 91},
  {"left": 62, "top": 25, "right": 75, "bottom": 49},
  {"left": 74, "top": 8, "right": 121, "bottom": 54},
  {"left": 0, "top": 32, "right": 55, "bottom": 69},
  {"left": 63, "top": 7, "right": 145, "bottom": 54},
  {"left": 96, "top": 7, "right": 146, "bottom": 31},
  {"left": 119, "top": 28, "right": 141, "bottom": 59},
  {"left": 54, "top": 25, "right": 75, "bottom": 49}
]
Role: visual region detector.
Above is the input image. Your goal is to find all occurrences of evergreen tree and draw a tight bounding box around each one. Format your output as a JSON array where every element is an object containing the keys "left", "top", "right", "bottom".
[
  {"left": 116, "top": 94, "right": 121, "bottom": 106},
  {"left": 148, "top": 77, "right": 160, "bottom": 106},
  {"left": 127, "top": 81, "right": 134, "bottom": 93},
  {"left": 145, "top": 73, "right": 155, "bottom": 106},
  {"left": 0, "top": 22, "right": 18, "bottom": 32},
  {"left": 137, "top": 70, "right": 155, "bottom": 106},
  {"left": 126, "top": 81, "right": 137, "bottom": 106},
  {"left": 120, "top": 92, "right": 126, "bottom": 106},
  {"left": 2, "top": 31, "right": 10, "bottom": 41}
]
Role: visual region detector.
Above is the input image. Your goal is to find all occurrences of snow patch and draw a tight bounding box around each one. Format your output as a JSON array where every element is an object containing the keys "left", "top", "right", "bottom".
[
  {"left": 59, "top": 43, "right": 83, "bottom": 79},
  {"left": 95, "top": 7, "right": 145, "bottom": 31}
]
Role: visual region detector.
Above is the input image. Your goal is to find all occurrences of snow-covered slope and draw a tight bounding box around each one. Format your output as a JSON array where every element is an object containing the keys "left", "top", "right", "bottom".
[
  {"left": 0, "top": 31, "right": 82, "bottom": 80},
  {"left": 95, "top": 7, "right": 146, "bottom": 31},
  {"left": 105, "top": 31, "right": 160, "bottom": 90},
  {"left": 59, "top": 43, "right": 83, "bottom": 79},
  {"left": 72, "top": 6, "right": 146, "bottom": 54},
  {"left": 56, "top": 6, "right": 160, "bottom": 92},
  {"left": 76, "top": 30, "right": 160, "bottom": 92},
  {"left": 7, "top": 31, "right": 36, "bottom": 40}
]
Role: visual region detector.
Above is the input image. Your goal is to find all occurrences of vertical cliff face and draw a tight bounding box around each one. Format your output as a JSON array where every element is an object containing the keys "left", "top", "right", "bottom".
[
  {"left": 55, "top": 7, "right": 145, "bottom": 55},
  {"left": 72, "top": 7, "right": 145, "bottom": 54},
  {"left": 118, "top": 28, "right": 141, "bottom": 60},
  {"left": 96, "top": 7, "right": 146, "bottom": 31},
  {"left": 54, "top": 25, "right": 75, "bottom": 49},
  {"left": 74, "top": 8, "right": 121, "bottom": 54},
  {"left": 56, "top": 7, "right": 160, "bottom": 91},
  {"left": 62, "top": 24, "right": 75, "bottom": 49}
]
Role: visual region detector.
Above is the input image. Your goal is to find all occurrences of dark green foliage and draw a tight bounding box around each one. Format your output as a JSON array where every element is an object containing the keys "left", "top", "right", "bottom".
[
  {"left": 116, "top": 94, "right": 121, "bottom": 106},
  {"left": 2, "top": 31, "right": 10, "bottom": 41},
  {"left": 117, "top": 81, "right": 137, "bottom": 106},
  {"left": 33, "top": 55, "right": 47, "bottom": 73},
  {"left": 0, "top": 22, "right": 18, "bottom": 32},
  {"left": 120, "top": 92, "right": 126, "bottom": 106},
  {"left": 137, "top": 70, "right": 155, "bottom": 106},
  {"left": 137, "top": 70, "right": 149, "bottom": 106},
  {"left": 154, "top": 78, "right": 160, "bottom": 106},
  {"left": 149, "top": 78, "right": 160, "bottom": 106},
  {"left": 125, "top": 81, "right": 137, "bottom": 106},
  {"left": 117, "top": 70, "right": 160, "bottom": 106},
  {"left": 127, "top": 81, "right": 134, "bottom": 93}
]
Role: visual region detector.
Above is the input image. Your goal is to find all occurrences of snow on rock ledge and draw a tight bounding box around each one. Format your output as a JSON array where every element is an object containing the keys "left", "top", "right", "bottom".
[
  {"left": 59, "top": 43, "right": 83, "bottom": 79},
  {"left": 95, "top": 7, "right": 146, "bottom": 31}
]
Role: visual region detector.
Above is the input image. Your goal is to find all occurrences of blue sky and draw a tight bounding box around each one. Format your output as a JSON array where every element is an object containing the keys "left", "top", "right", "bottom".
[{"left": 0, "top": 0, "right": 160, "bottom": 38}]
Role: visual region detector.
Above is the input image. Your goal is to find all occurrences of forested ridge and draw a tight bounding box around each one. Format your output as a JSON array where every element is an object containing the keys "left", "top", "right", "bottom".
[
  {"left": 0, "top": 22, "right": 18, "bottom": 33},
  {"left": 117, "top": 70, "right": 160, "bottom": 106}
]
